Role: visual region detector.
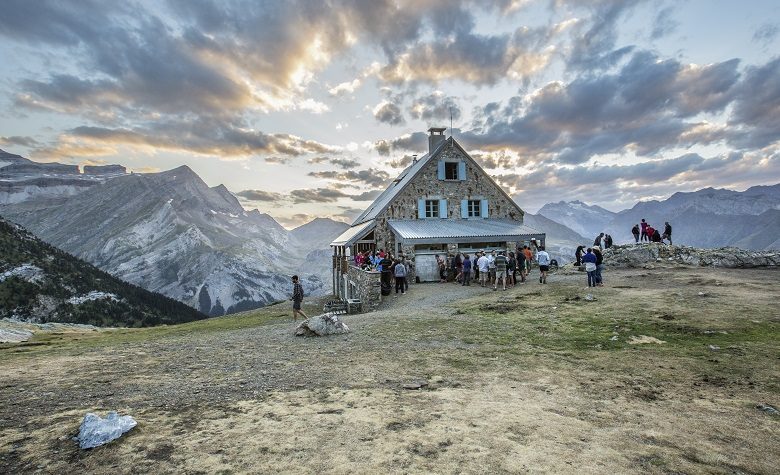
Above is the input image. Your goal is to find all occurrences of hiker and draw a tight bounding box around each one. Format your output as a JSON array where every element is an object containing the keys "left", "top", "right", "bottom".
[
  {"left": 487, "top": 250, "right": 497, "bottom": 285},
  {"left": 632, "top": 224, "right": 640, "bottom": 243},
  {"left": 494, "top": 251, "right": 508, "bottom": 291},
  {"left": 507, "top": 252, "right": 517, "bottom": 287},
  {"left": 454, "top": 252, "right": 463, "bottom": 284},
  {"left": 646, "top": 224, "right": 655, "bottom": 243},
  {"left": 651, "top": 227, "right": 663, "bottom": 243},
  {"left": 379, "top": 248, "right": 386, "bottom": 258},
  {"left": 593, "top": 232, "right": 604, "bottom": 248},
  {"left": 575, "top": 245, "right": 585, "bottom": 266},
  {"left": 394, "top": 258, "right": 407, "bottom": 294},
  {"left": 582, "top": 248, "right": 597, "bottom": 287},
  {"left": 522, "top": 245, "right": 533, "bottom": 278},
  {"left": 640, "top": 219, "right": 649, "bottom": 242},
  {"left": 436, "top": 254, "right": 446, "bottom": 283},
  {"left": 663, "top": 222, "right": 673, "bottom": 245},
  {"left": 461, "top": 254, "right": 472, "bottom": 286},
  {"left": 477, "top": 252, "right": 490, "bottom": 287},
  {"left": 473, "top": 251, "right": 481, "bottom": 282},
  {"left": 604, "top": 234, "right": 613, "bottom": 249},
  {"left": 291, "top": 275, "right": 307, "bottom": 321},
  {"left": 515, "top": 248, "right": 526, "bottom": 283},
  {"left": 592, "top": 246, "right": 604, "bottom": 286},
  {"left": 536, "top": 246, "right": 551, "bottom": 284},
  {"left": 400, "top": 255, "right": 410, "bottom": 291}
]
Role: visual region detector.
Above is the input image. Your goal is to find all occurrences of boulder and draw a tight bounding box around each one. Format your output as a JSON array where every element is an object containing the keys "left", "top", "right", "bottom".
[
  {"left": 295, "top": 313, "right": 350, "bottom": 337},
  {"left": 76, "top": 411, "right": 137, "bottom": 449}
]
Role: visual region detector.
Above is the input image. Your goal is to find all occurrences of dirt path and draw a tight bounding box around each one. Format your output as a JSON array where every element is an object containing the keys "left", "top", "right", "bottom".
[{"left": 1, "top": 267, "right": 778, "bottom": 474}]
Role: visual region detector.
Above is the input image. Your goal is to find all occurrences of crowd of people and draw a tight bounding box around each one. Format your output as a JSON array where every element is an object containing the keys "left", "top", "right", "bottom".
[
  {"left": 632, "top": 220, "right": 673, "bottom": 244},
  {"left": 434, "top": 243, "right": 552, "bottom": 290},
  {"left": 570, "top": 219, "right": 674, "bottom": 288}
]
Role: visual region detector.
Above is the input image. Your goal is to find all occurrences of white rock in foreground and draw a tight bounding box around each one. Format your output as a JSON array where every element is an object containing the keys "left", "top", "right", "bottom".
[
  {"left": 77, "top": 411, "right": 137, "bottom": 449},
  {"left": 0, "top": 328, "right": 34, "bottom": 343},
  {"left": 295, "top": 313, "right": 350, "bottom": 337}
]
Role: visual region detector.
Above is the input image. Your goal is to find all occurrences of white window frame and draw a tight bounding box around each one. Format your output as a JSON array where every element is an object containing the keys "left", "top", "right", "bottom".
[
  {"left": 424, "top": 199, "right": 440, "bottom": 218},
  {"left": 467, "top": 199, "right": 481, "bottom": 218}
]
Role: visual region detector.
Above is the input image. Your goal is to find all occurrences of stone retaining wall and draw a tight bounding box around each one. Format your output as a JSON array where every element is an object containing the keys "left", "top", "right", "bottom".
[{"left": 346, "top": 266, "right": 382, "bottom": 312}]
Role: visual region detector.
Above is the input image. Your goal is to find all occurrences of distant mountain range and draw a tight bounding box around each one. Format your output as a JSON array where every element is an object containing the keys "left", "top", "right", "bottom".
[
  {"left": 536, "top": 200, "right": 616, "bottom": 238},
  {"left": 536, "top": 184, "right": 780, "bottom": 250},
  {"left": 0, "top": 217, "right": 205, "bottom": 327},
  {"left": 0, "top": 152, "right": 347, "bottom": 316}
]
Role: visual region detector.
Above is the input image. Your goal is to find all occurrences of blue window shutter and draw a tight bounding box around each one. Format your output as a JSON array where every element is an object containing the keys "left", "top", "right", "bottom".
[
  {"left": 461, "top": 200, "right": 468, "bottom": 219},
  {"left": 437, "top": 160, "right": 445, "bottom": 180},
  {"left": 418, "top": 199, "right": 425, "bottom": 219},
  {"left": 458, "top": 161, "right": 466, "bottom": 181},
  {"left": 439, "top": 199, "right": 448, "bottom": 219},
  {"left": 481, "top": 199, "right": 488, "bottom": 218}
]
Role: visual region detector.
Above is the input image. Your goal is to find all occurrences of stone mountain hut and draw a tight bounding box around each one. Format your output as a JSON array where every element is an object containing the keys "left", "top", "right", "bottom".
[{"left": 330, "top": 128, "right": 545, "bottom": 310}]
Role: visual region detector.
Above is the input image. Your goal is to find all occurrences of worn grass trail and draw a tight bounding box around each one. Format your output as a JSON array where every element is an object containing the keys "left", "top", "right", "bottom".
[{"left": 1, "top": 267, "right": 778, "bottom": 474}]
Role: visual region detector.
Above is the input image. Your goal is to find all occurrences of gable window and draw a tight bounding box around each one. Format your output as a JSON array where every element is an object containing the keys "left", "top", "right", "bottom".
[
  {"left": 438, "top": 160, "right": 467, "bottom": 181},
  {"left": 445, "top": 162, "right": 459, "bottom": 180},
  {"left": 467, "top": 200, "right": 481, "bottom": 217},
  {"left": 425, "top": 199, "right": 440, "bottom": 218}
]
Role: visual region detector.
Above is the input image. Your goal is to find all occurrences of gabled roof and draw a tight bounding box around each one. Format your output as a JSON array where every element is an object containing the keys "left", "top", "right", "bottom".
[
  {"left": 351, "top": 138, "right": 449, "bottom": 226},
  {"left": 352, "top": 136, "right": 523, "bottom": 226},
  {"left": 330, "top": 220, "right": 376, "bottom": 247}
]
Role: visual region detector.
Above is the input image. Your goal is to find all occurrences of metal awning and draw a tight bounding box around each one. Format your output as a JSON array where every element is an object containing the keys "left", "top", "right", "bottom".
[
  {"left": 330, "top": 220, "right": 376, "bottom": 247},
  {"left": 388, "top": 219, "right": 544, "bottom": 244}
]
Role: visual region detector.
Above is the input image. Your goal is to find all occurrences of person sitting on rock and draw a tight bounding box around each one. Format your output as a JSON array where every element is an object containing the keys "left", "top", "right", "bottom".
[
  {"left": 652, "top": 227, "right": 663, "bottom": 243},
  {"left": 575, "top": 245, "right": 585, "bottom": 266}
]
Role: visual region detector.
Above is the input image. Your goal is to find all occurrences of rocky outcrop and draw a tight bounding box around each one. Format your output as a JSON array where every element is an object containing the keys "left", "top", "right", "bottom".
[{"left": 602, "top": 244, "right": 780, "bottom": 268}]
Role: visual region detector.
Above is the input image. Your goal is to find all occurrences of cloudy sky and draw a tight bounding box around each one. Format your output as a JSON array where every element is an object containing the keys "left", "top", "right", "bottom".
[{"left": 1, "top": 0, "right": 779, "bottom": 227}]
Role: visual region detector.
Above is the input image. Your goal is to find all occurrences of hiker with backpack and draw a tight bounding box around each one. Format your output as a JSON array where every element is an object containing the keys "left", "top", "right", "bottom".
[{"left": 536, "top": 246, "right": 551, "bottom": 284}]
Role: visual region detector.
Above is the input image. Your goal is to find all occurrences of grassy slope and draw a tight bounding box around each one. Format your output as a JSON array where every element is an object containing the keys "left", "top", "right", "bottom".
[{"left": 1, "top": 268, "right": 778, "bottom": 474}]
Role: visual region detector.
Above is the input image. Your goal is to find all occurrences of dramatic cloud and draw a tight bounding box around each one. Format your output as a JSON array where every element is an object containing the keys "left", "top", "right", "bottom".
[
  {"left": 408, "top": 93, "right": 461, "bottom": 122},
  {"left": 373, "top": 100, "right": 405, "bottom": 125},
  {"left": 49, "top": 120, "right": 341, "bottom": 158},
  {"left": 308, "top": 168, "right": 391, "bottom": 187},
  {"left": 236, "top": 189, "right": 285, "bottom": 202},
  {"left": 329, "top": 158, "right": 361, "bottom": 170},
  {"left": 290, "top": 188, "right": 350, "bottom": 204},
  {"left": 0, "top": 136, "right": 39, "bottom": 147}
]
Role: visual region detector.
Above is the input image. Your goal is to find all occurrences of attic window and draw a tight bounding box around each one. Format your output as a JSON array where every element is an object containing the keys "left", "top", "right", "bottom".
[{"left": 445, "top": 162, "right": 459, "bottom": 180}]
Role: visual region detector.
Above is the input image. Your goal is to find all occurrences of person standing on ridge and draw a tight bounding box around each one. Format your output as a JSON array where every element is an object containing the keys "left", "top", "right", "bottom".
[
  {"left": 536, "top": 246, "right": 551, "bottom": 284},
  {"left": 640, "top": 219, "right": 649, "bottom": 242},
  {"left": 663, "top": 221, "right": 673, "bottom": 245},
  {"left": 604, "top": 234, "right": 613, "bottom": 249},
  {"left": 291, "top": 275, "right": 307, "bottom": 321},
  {"left": 593, "top": 232, "right": 604, "bottom": 248},
  {"left": 632, "top": 224, "right": 640, "bottom": 243}
]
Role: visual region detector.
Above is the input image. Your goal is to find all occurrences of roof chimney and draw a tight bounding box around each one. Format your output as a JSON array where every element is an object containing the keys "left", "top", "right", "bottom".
[{"left": 428, "top": 127, "right": 447, "bottom": 154}]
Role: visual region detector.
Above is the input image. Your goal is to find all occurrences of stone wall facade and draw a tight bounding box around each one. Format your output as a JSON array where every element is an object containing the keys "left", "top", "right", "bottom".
[
  {"left": 370, "top": 143, "right": 526, "bottom": 280},
  {"left": 345, "top": 266, "right": 382, "bottom": 312}
]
